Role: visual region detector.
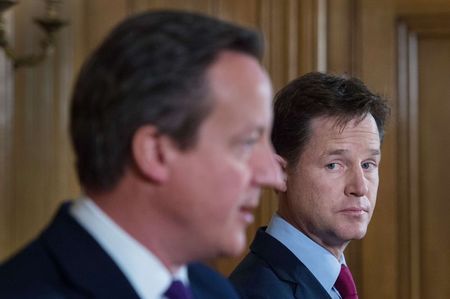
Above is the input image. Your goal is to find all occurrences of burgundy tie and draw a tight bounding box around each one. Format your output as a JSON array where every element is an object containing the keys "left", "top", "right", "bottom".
[
  {"left": 334, "top": 264, "right": 358, "bottom": 299},
  {"left": 164, "top": 280, "right": 193, "bottom": 299}
]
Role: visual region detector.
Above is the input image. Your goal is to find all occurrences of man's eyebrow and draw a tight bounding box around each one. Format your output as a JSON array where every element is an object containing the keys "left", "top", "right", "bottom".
[
  {"left": 326, "top": 149, "right": 348, "bottom": 156},
  {"left": 242, "top": 125, "right": 265, "bottom": 137},
  {"left": 325, "top": 149, "right": 381, "bottom": 156},
  {"left": 369, "top": 149, "right": 381, "bottom": 156},
  {"left": 232, "top": 126, "right": 264, "bottom": 142}
]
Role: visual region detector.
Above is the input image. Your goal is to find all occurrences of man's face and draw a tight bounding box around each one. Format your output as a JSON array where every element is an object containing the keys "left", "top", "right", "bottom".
[
  {"left": 281, "top": 115, "right": 381, "bottom": 257},
  {"left": 165, "top": 51, "right": 283, "bottom": 259}
]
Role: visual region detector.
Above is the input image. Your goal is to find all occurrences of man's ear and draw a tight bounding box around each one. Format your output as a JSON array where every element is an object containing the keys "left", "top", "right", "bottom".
[
  {"left": 131, "top": 125, "right": 178, "bottom": 184},
  {"left": 274, "top": 154, "right": 287, "bottom": 192}
]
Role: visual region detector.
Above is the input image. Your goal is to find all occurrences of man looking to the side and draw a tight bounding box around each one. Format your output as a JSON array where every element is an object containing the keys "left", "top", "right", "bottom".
[
  {"left": 0, "top": 10, "right": 283, "bottom": 299},
  {"left": 230, "top": 72, "right": 390, "bottom": 299}
]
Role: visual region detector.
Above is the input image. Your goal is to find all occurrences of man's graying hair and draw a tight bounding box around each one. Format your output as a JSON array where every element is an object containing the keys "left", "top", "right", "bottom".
[{"left": 70, "top": 10, "right": 264, "bottom": 192}]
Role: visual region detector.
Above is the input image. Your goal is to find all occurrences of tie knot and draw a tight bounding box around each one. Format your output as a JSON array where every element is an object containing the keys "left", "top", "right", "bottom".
[
  {"left": 164, "top": 280, "right": 193, "bottom": 299},
  {"left": 334, "top": 264, "right": 358, "bottom": 299}
]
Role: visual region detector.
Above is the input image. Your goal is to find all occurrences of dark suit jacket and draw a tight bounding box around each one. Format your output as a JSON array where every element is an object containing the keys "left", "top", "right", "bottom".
[
  {"left": 0, "top": 202, "right": 240, "bottom": 299},
  {"left": 229, "top": 227, "right": 332, "bottom": 299}
]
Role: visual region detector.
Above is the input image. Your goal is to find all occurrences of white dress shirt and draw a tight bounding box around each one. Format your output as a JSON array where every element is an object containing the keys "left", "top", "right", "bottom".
[
  {"left": 266, "top": 213, "right": 345, "bottom": 299},
  {"left": 70, "top": 197, "right": 189, "bottom": 299}
]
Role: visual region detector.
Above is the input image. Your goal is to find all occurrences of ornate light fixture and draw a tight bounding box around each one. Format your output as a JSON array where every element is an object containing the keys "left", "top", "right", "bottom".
[{"left": 0, "top": 0, "right": 68, "bottom": 69}]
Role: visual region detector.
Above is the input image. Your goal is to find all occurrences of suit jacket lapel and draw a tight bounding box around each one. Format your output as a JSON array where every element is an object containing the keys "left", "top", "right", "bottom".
[
  {"left": 41, "top": 203, "right": 140, "bottom": 299},
  {"left": 250, "top": 227, "right": 331, "bottom": 299}
]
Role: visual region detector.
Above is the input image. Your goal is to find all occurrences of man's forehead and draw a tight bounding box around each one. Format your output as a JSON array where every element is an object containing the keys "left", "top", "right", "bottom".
[
  {"left": 323, "top": 148, "right": 381, "bottom": 157},
  {"left": 310, "top": 115, "right": 379, "bottom": 136},
  {"left": 307, "top": 116, "right": 380, "bottom": 153}
]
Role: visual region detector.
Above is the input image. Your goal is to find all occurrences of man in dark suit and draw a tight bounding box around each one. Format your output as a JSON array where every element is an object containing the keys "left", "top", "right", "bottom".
[
  {"left": 230, "top": 72, "right": 390, "bottom": 299},
  {"left": 0, "top": 10, "right": 283, "bottom": 299}
]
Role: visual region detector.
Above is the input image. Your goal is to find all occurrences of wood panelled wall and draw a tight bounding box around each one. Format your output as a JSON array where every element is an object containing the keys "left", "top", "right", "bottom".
[
  {"left": 0, "top": 7, "right": 14, "bottom": 266},
  {"left": 0, "top": 0, "right": 81, "bottom": 260},
  {"left": 397, "top": 10, "right": 450, "bottom": 299},
  {"left": 1, "top": 0, "right": 449, "bottom": 298}
]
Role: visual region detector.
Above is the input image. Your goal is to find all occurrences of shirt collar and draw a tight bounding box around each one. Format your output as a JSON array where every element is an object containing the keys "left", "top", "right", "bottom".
[
  {"left": 70, "top": 197, "right": 189, "bottom": 299},
  {"left": 266, "top": 213, "right": 343, "bottom": 298}
]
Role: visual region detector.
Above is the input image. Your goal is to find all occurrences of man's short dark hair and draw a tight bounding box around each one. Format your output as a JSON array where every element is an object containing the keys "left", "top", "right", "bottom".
[
  {"left": 271, "top": 72, "right": 390, "bottom": 168},
  {"left": 70, "top": 10, "right": 264, "bottom": 192}
]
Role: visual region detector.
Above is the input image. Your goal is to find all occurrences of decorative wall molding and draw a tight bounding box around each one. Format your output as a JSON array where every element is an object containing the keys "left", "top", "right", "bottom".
[
  {"left": 397, "top": 13, "right": 450, "bottom": 299},
  {"left": 397, "top": 19, "right": 420, "bottom": 299},
  {"left": 0, "top": 10, "right": 13, "bottom": 261}
]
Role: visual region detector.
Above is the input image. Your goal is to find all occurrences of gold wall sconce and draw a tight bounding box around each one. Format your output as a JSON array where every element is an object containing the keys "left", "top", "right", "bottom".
[{"left": 0, "top": 0, "right": 68, "bottom": 69}]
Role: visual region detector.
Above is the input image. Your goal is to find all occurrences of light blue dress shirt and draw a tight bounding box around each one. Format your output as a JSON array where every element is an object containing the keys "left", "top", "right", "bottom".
[{"left": 266, "top": 213, "right": 344, "bottom": 299}]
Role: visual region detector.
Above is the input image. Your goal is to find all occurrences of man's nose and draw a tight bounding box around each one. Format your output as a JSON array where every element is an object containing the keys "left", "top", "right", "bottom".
[
  {"left": 344, "top": 166, "right": 369, "bottom": 197},
  {"left": 250, "top": 141, "right": 284, "bottom": 191}
]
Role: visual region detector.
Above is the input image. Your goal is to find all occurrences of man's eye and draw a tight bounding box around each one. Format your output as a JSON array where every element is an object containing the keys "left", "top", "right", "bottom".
[
  {"left": 243, "top": 138, "right": 258, "bottom": 147},
  {"left": 361, "top": 162, "right": 376, "bottom": 169},
  {"left": 233, "top": 137, "right": 259, "bottom": 160},
  {"left": 326, "top": 163, "right": 338, "bottom": 170}
]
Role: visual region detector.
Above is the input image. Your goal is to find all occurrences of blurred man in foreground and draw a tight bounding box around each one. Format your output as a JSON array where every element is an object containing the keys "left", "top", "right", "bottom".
[{"left": 0, "top": 10, "right": 283, "bottom": 299}]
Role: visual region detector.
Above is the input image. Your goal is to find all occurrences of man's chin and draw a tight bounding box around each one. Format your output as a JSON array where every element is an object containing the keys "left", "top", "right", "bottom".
[
  {"left": 218, "top": 233, "right": 247, "bottom": 258},
  {"left": 349, "top": 228, "right": 368, "bottom": 240}
]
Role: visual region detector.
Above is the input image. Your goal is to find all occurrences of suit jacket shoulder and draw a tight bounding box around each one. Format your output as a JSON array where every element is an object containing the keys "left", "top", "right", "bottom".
[
  {"left": 229, "top": 227, "right": 331, "bottom": 299},
  {"left": 189, "top": 263, "right": 240, "bottom": 299},
  {"left": 0, "top": 202, "right": 141, "bottom": 299}
]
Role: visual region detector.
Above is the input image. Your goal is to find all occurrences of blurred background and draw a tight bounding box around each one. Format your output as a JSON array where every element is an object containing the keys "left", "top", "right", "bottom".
[{"left": 0, "top": 0, "right": 449, "bottom": 298}]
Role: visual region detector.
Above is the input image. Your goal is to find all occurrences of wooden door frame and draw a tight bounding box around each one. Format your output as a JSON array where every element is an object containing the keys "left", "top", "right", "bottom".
[{"left": 397, "top": 13, "right": 450, "bottom": 299}]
